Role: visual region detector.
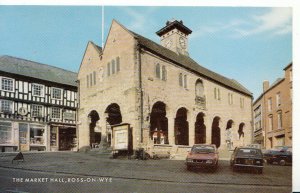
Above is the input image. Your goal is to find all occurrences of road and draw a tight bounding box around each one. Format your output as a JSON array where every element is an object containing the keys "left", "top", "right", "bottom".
[{"left": 0, "top": 152, "right": 292, "bottom": 193}]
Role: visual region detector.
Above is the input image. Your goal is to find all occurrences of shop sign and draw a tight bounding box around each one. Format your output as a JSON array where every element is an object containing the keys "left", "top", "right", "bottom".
[{"left": 63, "top": 112, "right": 75, "bottom": 120}]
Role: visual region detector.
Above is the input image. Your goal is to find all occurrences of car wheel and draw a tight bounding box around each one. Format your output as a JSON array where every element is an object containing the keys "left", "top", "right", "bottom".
[
  {"left": 233, "top": 166, "right": 237, "bottom": 172},
  {"left": 279, "top": 159, "right": 286, "bottom": 166},
  {"left": 187, "top": 165, "right": 192, "bottom": 171}
]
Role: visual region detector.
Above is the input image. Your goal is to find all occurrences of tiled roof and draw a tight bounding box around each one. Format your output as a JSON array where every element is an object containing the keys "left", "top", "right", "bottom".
[
  {"left": 130, "top": 31, "right": 252, "bottom": 97},
  {"left": 0, "top": 55, "right": 77, "bottom": 87}
]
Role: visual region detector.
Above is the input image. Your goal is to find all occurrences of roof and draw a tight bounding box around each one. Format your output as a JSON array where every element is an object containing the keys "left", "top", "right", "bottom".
[
  {"left": 130, "top": 31, "right": 252, "bottom": 97},
  {"left": 0, "top": 55, "right": 77, "bottom": 87},
  {"left": 156, "top": 20, "right": 192, "bottom": 36},
  {"left": 283, "top": 62, "right": 292, "bottom": 70}
]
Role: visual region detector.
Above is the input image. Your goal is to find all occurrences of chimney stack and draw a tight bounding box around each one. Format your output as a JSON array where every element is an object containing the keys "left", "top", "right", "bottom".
[{"left": 263, "top": 80, "right": 269, "bottom": 92}]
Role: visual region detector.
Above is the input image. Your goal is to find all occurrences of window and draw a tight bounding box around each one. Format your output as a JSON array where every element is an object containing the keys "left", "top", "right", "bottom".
[
  {"left": 30, "top": 125, "right": 45, "bottom": 145},
  {"left": 277, "top": 112, "right": 282, "bottom": 129},
  {"left": 112, "top": 59, "right": 116, "bottom": 74},
  {"left": 156, "top": 63, "right": 161, "bottom": 78},
  {"left": 289, "top": 69, "right": 292, "bottom": 82},
  {"left": 183, "top": 75, "right": 187, "bottom": 88},
  {"left": 31, "top": 105, "right": 43, "bottom": 117},
  {"left": 116, "top": 57, "right": 120, "bottom": 72},
  {"left": 240, "top": 98, "right": 244, "bottom": 108},
  {"left": 1, "top": 77, "right": 14, "bottom": 92},
  {"left": 0, "top": 122, "right": 12, "bottom": 144},
  {"left": 268, "top": 116, "right": 273, "bottom": 131},
  {"left": 162, "top": 65, "right": 167, "bottom": 81},
  {"left": 217, "top": 88, "right": 221, "bottom": 100},
  {"left": 93, "top": 71, "right": 96, "bottom": 85},
  {"left": 268, "top": 98, "right": 272, "bottom": 112},
  {"left": 51, "top": 107, "right": 61, "bottom": 119},
  {"left": 32, "top": 84, "right": 44, "bottom": 97},
  {"left": 228, "top": 93, "right": 233, "bottom": 105},
  {"left": 195, "top": 80, "right": 204, "bottom": 97},
  {"left": 276, "top": 93, "right": 281, "bottom": 107},
  {"left": 107, "top": 62, "right": 111, "bottom": 76},
  {"left": 214, "top": 88, "right": 217, "bottom": 99},
  {"left": 87, "top": 75, "right": 89, "bottom": 87},
  {"left": 179, "top": 73, "right": 183, "bottom": 87},
  {"left": 51, "top": 87, "right": 63, "bottom": 100},
  {"left": 0, "top": 100, "right": 13, "bottom": 113}
]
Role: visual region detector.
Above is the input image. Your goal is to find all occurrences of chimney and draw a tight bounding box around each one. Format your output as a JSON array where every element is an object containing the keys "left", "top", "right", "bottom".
[{"left": 263, "top": 80, "right": 269, "bottom": 92}]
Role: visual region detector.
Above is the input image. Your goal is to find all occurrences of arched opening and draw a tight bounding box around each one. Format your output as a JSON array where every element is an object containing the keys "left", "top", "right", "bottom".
[
  {"left": 238, "top": 123, "right": 245, "bottom": 139},
  {"left": 105, "top": 103, "right": 122, "bottom": 146},
  {"left": 88, "top": 110, "right": 100, "bottom": 147},
  {"left": 211, "top": 116, "right": 221, "bottom": 148},
  {"left": 175, "top": 107, "right": 189, "bottom": 145},
  {"left": 195, "top": 112, "right": 206, "bottom": 144},
  {"left": 150, "top": 101, "right": 168, "bottom": 144},
  {"left": 226, "top": 120, "right": 234, "bottom": 150},
  {"left": 105, "top": 103, "right": 122, "bottom": 125}
]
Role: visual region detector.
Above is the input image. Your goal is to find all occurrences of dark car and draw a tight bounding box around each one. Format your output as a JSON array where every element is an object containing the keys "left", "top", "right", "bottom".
[
  {"left": 185, "top": 144, "right": 219, "bottom": 171},
  {"left": 230, "top": 147, "right": 264, "bottom": 174},
  {"left": 263, "top": 147, "right": 292, "bottom": 166}
]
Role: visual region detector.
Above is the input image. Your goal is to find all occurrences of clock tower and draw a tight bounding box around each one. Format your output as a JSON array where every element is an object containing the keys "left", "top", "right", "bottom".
[{"left": 156, "top": 19, "right": 192, "bottom": 56}]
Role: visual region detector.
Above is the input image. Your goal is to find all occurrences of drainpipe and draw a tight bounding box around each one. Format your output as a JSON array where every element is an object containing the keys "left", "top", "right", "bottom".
[{"left": 135, "top": 42, "right": 143, "bottom": 144}]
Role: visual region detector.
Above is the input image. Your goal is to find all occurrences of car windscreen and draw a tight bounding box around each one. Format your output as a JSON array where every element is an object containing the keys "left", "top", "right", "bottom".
[
  {"left": 236, "top": 148, "right": 262, "bottom": 157},
  {"left": 191, "top": 146, "right": 215, "bottom": 153}
]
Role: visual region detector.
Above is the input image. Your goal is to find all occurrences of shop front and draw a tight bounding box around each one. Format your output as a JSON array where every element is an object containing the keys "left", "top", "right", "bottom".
[{"left": 50, "top": 125, "right": 77, "bottom": 151}]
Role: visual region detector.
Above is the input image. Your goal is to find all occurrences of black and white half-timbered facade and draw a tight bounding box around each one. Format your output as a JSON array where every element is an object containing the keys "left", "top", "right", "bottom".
[{"left": 0, "top": 56, "right": 77, "bottom": 152}]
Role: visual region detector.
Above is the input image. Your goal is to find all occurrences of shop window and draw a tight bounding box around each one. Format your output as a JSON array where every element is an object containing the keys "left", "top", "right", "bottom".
[
  {"left": 31, "top": 104, "right": 43, "bottom": 117},
  {"left": 0, "top": 100, "right": 13, "bottom": 114},
  {"left": 0, "top": 122, "right": 12, "bottom": 144},
  {"left": 51, "top": 87, "right": 63, "bottom": 100},
  {"left": 32, "top": 84, "right": 44, "bottom": 97},
  {"left": 30, "top": 126, "right": 45, "bottom": 145},
  {"left": 51, "top": 107, "right": 61, "bottom": 119},
  {"left": 1, "top": 77, "right": 14, "bottom": 92}
]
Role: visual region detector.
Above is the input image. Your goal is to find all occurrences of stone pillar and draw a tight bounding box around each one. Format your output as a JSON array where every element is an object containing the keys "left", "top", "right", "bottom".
[
  {"left": 168, "top": 116, "right": 175, "bottom": 145},
  {"left": 189, "top": 114, "right": 195, "bottom": 146},
  {"left": 99, "top": 114, "right": 108, "bottom": 148}
]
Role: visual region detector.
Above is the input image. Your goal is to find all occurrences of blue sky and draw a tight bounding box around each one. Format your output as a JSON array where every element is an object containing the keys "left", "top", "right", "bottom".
[{"left": 0, "top": 6, "right": 292, "bottom": 100}]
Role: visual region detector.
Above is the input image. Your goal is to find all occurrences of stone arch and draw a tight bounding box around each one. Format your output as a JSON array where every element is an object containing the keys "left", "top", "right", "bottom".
[
  {"left": 238, "top": 122, "right": 245, "bottom": 139},
  {"left": 150, "top": 101, "right": 168, "bottom": 144},
  {"left": 225, "top": 119, "right": 234, "bottom": 149},
  {"left": 211, "top": 116, "right": 221, "bottom": 148},
  {"left": 175, "top": 107, "right": 189, "bottom": 145},
  {"left": 88, "top": 110, "right": 100, "bottom": 147},
  {"left": 195, "top": 112, "right": 206, "bottom": 144},
  {"left": 105, "top": 103, "right": 122, "bottom": 125}
]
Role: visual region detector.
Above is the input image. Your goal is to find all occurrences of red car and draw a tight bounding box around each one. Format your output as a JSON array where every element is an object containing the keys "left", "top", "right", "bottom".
[{"left": 186, "top": 144, "right": 219, "bottom": 171}]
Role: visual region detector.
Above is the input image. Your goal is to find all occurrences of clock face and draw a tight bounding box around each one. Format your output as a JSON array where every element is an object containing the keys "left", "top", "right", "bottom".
[{"left": 179, "top": 37, "right": 186, "bottom": 49}]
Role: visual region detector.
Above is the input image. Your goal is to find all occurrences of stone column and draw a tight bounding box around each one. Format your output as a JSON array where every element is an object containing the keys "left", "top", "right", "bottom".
[
  {"left": 168, "top": 116, "right": 175, "bottom": 145},
  {"left": 189, "top": 114, "right": 195, "bottom": 146}
]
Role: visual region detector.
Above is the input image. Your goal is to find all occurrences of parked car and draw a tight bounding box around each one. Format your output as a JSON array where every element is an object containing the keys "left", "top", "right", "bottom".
[
  {"left": 263, "top": 147, "right": 292, "bottom": 166},
  {"left": 230, "top": 147, "right": 264, "bottom": 174},
  {"left": 185, "top": 144, "right": 219, "bottom": 171}
]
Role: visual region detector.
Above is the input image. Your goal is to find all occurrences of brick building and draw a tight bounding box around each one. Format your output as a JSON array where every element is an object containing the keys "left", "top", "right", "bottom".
[{"left": 253, "top": 62, "right": 292, "bottom": 149}]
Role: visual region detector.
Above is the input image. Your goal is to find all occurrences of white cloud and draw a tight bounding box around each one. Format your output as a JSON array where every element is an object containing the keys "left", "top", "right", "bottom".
[
  {"left": 191, "top": 8, "right": 292, "bottom": 39},
  {"left": 236, "top": 8, "right": 292, "bottom": 37}
]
